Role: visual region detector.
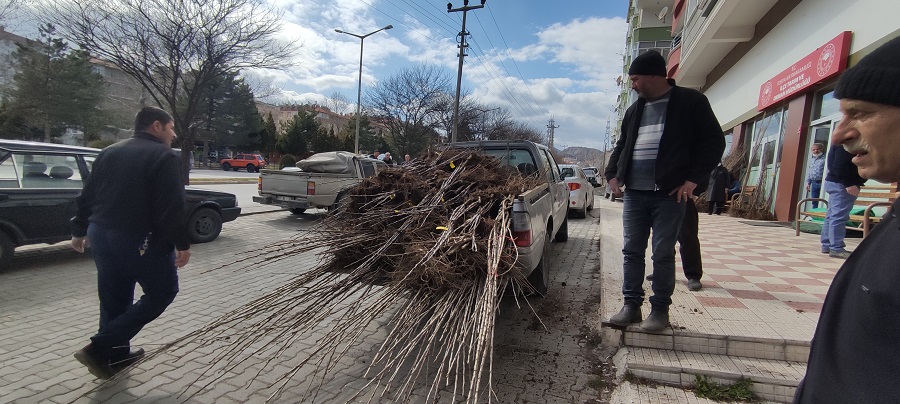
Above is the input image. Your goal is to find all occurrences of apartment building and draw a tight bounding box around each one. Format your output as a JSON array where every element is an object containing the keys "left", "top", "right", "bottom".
[{"left": 618, "top": 0, "right": 900, "bottom": 221}]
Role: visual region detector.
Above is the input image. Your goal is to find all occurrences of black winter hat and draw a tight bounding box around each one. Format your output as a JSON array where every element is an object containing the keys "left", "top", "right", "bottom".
[
  {"left": 834, "top": 35, "right": 900, "bottom": 108},
  {"left": 628, "top": 50, "right": 667, "bottom": 77}
]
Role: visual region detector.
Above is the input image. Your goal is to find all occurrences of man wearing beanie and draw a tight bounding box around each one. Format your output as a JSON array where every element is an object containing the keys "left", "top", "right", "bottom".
[
  {"left": 604, "top": 50, "right": 724, "bottom": 331},
  {"left": 794, "top": 35, "right": 900, "bottom": 403}
]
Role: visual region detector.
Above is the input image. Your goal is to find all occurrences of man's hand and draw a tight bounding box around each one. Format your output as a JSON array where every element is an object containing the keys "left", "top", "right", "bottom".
[
  {"left": 71, "top": 236, "right": 89, "bottom": 253},
  {"left": 175, "top": 249, "right": 191, "bottom": 268},
  {"left": 608, "top": 178, "right": 623, "bottom": 197},
  {"left": 805, "top": 183, "right": 810, "bottom": 191},
  {"left": 670, "top": 181, "right": 698, "bottom": 203},
  {"left": 846, "top": 185, "right": 860, "bottom": 197}
]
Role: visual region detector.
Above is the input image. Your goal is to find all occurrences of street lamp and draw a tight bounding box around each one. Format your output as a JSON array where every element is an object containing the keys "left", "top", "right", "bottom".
[
  {"left": 335, "top": 25, "right": 393, "bottom": 154},
  {"left": 474, "top": 107, "right": 499, "bottom": 140}
]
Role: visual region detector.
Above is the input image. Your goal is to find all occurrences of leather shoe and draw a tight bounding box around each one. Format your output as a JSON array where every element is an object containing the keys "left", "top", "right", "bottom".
[
  {"left": 639, "top": 309, "right": 669, "bottom": 332},
  {"left": 74, "top": 344, "right": 116, "bottom": 379},
  {"left": 608, "top": 304, "right": 642, "bottom": 326},
  {"left": 110, "top": 347, "right": 145, "bottom": 372},
  {"left": 687, "top": 279, "right": 702, "bottom": 291}
]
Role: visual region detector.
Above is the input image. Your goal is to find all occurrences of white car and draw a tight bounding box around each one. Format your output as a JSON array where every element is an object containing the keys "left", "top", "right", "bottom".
[{"left": 559, "top": 164, "right": 594, "bottom": 218}]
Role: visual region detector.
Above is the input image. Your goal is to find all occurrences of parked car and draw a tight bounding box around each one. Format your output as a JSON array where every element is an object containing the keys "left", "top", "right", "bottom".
[
  {"left": 559, "top": 164, "right": 595, "bottom": 218},
  {"left": 220, "top": 153, "right": 266, "bottom": 172},
  {"left": 0, "top": 140, "right": 241, "bottom": 270},
  {"left": 580, "top": 166, "right": 600, "bottom": 187}
]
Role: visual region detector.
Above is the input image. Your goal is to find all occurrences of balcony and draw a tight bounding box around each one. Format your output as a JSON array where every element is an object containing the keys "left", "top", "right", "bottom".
[{"left": 674, "top": 0, "right": 778, "bottom": 89}]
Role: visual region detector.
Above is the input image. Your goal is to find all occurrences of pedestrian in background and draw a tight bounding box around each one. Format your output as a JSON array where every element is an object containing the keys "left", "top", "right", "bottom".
[
  {"left": 605, "top": 50, "right": 725, "bottom": 332},
  {"left": 382, "top": 152, "right": 394, "bottom": 165},
  {"left": 707, "top": 163, "right": 730, "bottom": 215},
  {"left": 805, "top": 143, "right": 826, "bottom": 208},
  {"left": 794, "top": 35, "right": 900, "bottom": 403},
  {"left": 819, "top": 143, "right": 865, "bottom": 259},
  {"left": 70, "top": 106, "right": 191, "bottom": 379}
]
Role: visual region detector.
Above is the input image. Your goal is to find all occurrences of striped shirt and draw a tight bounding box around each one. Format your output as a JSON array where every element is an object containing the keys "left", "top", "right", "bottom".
[{"left": 626, "top": 93, "right": 670, "bottom": 190}]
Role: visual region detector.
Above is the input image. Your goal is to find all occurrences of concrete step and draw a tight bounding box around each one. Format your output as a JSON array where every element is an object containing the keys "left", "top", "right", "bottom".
[
  {"left": 619, "top": 325, "right": 810, "bottom": 362},
  {"left": 609, "top": 380, "right": 782, "bottom": 404},
  {"left": 624, "top": 347, "right": 805, "bottom": 403}
]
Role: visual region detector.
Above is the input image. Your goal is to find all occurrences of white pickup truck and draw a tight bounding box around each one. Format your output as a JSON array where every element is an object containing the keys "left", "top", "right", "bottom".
[
  {"left": 253, "top": 151, "right": 386, "bottom": 214},
  {"left": 446, "top": 140, "right": 570, "bottom": 295}
]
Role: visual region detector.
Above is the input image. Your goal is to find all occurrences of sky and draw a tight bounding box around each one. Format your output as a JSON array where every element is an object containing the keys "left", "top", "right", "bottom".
[
  {"left": 9, "top": 0, "right": 629, "bottom": 150},
  {"left": 251, "top": 0, "right": 628, "bottom": 151}
]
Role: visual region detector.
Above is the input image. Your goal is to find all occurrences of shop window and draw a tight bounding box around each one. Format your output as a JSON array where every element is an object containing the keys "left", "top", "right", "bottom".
[{"left": 813, "top": 89, "right": 840, "bottom": 120}]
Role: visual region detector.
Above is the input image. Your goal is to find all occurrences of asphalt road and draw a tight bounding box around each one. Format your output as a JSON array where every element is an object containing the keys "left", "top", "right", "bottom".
[{"left": 0, "top": 203, "right": 609, "bottom": 403}]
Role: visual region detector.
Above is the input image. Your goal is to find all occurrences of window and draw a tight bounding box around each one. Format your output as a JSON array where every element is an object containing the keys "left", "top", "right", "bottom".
[
  {"left": 813, "top": 89, "right": 840, "bottom": 120},
  {"left": 560, "top": 167, "right": 576, "bottom": 178},
  {"left": 0, "top": 152, "right": 19, "bottom": 188},
  {"left": 14, "top": 154, "right": 84, "bottom": 189},
  {"left": 480, "top": 149, "right": 537, "bottom": 175},
  {"left": 360, "top": 162, "right": 376, "bottom": 178}
]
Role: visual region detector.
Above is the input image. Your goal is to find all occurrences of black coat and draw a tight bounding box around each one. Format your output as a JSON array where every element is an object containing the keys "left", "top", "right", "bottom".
[
  {"left": 794, "top": 199, "right": 900, "bottom": 403},
  {"left": 707, "top": 165, "right": 730, "bottom": 203},
  {"left": 73, "top": 132, "right": 190, "bottom": 251},
  {"left": 605, "top": 86, "right": 725, "bottom": 192}
]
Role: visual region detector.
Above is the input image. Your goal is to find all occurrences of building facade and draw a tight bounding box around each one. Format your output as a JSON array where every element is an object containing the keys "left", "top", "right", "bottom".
[{"left": 619, "top": 0, "right": 900, "bottom": 221}]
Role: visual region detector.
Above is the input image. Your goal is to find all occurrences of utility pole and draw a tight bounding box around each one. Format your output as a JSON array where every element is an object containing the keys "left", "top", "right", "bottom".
[
  {"left": 546, "top": 118, "right": 559, "bottom": 150},
  {"left": 448, "top": 0, "right": 486, "bottom": 143}
]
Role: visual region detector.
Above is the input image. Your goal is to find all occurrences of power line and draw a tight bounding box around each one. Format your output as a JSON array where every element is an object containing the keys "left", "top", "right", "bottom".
[{"left": 472, "top": 12, "right": 546, "bottom": 118}]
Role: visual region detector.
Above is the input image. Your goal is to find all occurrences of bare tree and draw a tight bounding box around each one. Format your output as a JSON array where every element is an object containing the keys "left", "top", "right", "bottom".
[
  {"left": 43, "top": 0, "right": 296, "bottom": 183},
  {"left": 324, "top": 91, "right": 352, "bottom": 116},
  {"left": 366, "top": 64, "right": 451, "bottom": 156},
  {"left": 0, "top": 0, "right": 26, "bottom": 22}
]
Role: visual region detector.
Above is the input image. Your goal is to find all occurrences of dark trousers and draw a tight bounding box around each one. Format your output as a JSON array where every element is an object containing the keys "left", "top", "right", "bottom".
[
  {"left": 87, "top": 223, "right": 179, "bottom": 358},
  {"left": 809, "top": 181, "right": 822, "bottom": 208},
  {"left": 621, "top": 189, "right": 686, "bottom": 310},
  {"left": 678, "top": 201, "right": 702, "bottom": 281}
]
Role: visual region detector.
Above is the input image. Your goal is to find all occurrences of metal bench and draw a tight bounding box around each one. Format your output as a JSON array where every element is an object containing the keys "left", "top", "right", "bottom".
[{"left": 795, "top": 184, "right": 897, "bottom": 238}]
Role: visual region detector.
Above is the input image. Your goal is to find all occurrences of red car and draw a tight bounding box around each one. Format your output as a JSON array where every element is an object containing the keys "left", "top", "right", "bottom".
[{"left": 220, "top": 154, "right": 266, "bottom": 172}]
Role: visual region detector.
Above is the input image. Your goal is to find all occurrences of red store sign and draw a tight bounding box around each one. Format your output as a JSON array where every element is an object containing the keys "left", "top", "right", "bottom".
[{"left": 757, "top": 31, "right": 852, "bottom": 111}]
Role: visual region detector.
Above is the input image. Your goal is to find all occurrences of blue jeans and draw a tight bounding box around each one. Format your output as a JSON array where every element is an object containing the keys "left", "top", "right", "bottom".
[
  {"left": 809, "top": 181, "right": 822, "bottom": 208},
  {"left": 87, "top": 223, "right": 179, "bottom": 356},
  {"left": 820, "top": 181, "right": 857, "bottom": 253},
  {"left": 622, "top": 189, "right": 687, "bottom": 310}
]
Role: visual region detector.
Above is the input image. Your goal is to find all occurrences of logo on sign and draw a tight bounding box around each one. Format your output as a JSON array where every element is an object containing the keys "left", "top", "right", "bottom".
[
  {"left": 761, "top": 81, "right": 773, "bottom": 106},
  {"left": 817, "top": 43, "right": 836, "bottom": 77}
]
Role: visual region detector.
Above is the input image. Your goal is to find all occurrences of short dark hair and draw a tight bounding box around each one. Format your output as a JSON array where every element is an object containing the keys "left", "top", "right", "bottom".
[{"left": 134, "top": 106, "right": 173, "bottom": 132}]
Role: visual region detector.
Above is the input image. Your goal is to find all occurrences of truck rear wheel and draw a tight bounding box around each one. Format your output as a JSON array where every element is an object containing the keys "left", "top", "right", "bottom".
[
  {"left": 554, "top": 216, "right": 568, "bottom": 242},
  {"left": 222, "top": 163, "right": 231, "bottom": 171},
  {"left": 0, "top": 231, "right": 14, "bottom": 270},
  {"left": 289, "top": 208, "right": 307, "bottom": 215},
  {"left": 527, "top": 228, "right": 551, "bottom": 296},
  {"left": 246, "top": 164, "right": 256, "bottom": 173}
]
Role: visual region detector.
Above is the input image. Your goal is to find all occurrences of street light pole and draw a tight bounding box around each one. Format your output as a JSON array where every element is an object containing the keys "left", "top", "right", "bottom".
[
  {"left": 335, "top": 25, "right": 393, "bottom": 154},
  {"left": 474, "top": 107, "right": 499, "bottom": 140}
]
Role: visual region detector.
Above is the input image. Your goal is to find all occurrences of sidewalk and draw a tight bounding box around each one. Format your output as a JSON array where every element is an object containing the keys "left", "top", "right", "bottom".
[{"left": 595, "top": 198, "right": 858, "bottom": 403}]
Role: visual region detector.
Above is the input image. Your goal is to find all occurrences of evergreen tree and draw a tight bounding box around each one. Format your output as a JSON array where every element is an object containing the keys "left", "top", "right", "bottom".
[
  {"left": 5, "top": 24, "right": 106, "bottom": 143},
  {"left": 262, "top": 112, "right": 277, "bottom": 154},
  {"left": 277, "top": 110, "right": 319, "bottom": 155},
  {"left": 194, "top": 71, "right": 263, "bottom": 150}
]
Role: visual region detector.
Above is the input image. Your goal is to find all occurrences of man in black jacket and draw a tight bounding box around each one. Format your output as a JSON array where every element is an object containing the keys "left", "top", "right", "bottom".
[
  {"left": 605, "top": 50, "right": 724, "bottom": 332},
  {"left": 794, "top": 35, "right": 900, "bottom": 404},
  {"left": 70, "top": 106, "right": 191, "bottom": 379},
  {"left": 819, "top": 144, "right": 865, "bottom": 259}
]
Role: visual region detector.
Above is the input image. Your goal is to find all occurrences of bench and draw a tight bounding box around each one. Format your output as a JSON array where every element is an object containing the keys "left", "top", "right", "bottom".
[{"left": 796, "top": 184, "right": 897, "bottom": 238}]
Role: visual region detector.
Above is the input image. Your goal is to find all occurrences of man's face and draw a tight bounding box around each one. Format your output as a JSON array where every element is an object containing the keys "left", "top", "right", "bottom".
[
  {"left": 832, "top": 99, "right": 900, "bottom": 182},
  {"left": 811, "top": 146, "right": 822, "bottom": 156},
  {"left": 630, "top": 74, "right": 653, "bottom": 98},
  {"left": 149, "top": 120, "right": 177, "bottom": 147}
]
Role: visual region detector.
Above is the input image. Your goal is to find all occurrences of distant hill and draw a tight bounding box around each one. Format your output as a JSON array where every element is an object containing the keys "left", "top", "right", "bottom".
[{"left": 559, "top": 146, "right": 609, "bottom": 169}]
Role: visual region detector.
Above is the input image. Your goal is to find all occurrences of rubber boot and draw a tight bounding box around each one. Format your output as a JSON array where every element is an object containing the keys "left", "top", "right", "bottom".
[
  {"left": 608, "top": 304, "right": 642, "bottom": 327},
  {"left": 640, "top": 308, "right": 669, "bottom": 332}
]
